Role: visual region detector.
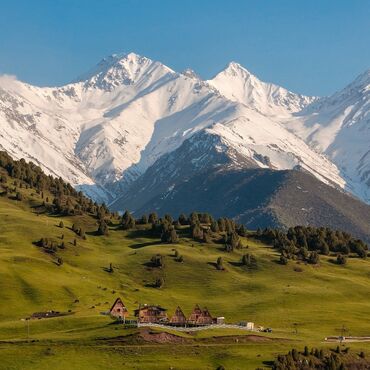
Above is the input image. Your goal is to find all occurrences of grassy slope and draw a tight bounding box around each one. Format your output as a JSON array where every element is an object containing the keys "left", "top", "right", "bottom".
[{"left": 0, "top": 186, "right": 369, "bottom": 369}]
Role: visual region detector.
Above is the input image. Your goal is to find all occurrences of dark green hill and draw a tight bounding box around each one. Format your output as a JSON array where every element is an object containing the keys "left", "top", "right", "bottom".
[{"left": 126, "top": 167, "right": 370, "bottom": 243}]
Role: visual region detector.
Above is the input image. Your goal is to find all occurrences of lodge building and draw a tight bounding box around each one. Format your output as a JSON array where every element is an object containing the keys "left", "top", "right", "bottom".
[
  {"left": 134, "top": 304, "right": 168, "bottom": 323},
  {"left": 109, "top": 298, "right": 129, "bottom": 319},
  {"left": 134, "top": 303, "right": 217, "bottom": 326}
]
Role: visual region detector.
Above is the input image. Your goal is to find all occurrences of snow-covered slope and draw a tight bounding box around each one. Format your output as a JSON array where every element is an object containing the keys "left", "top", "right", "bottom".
[
  {"left": 284, "top": 69, "right": 370, "bottom": 203},
  {"left": 208, "top": 62, "right": 317, "bottom": 117},
  {"left": 0, "top": 52, "right": 368, "bottom": 206}
]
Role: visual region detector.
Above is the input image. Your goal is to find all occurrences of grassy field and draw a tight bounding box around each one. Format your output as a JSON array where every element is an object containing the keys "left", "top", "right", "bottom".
[{"left": 0, "top": 188, "right": 369, "bottom": 369}]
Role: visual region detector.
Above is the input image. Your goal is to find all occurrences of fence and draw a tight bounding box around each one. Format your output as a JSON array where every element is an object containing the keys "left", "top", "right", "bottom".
[{"left": 137, "top": 323, "right": 255, "bottom": 332}]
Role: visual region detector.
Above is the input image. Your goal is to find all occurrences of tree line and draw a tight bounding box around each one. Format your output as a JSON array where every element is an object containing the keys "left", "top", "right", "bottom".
[{"left": 255, "top": 226, "right": 368, "bottom": 265}]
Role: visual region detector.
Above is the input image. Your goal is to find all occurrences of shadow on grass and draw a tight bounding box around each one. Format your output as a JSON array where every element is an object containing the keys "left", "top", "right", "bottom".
[
  {"left": 228, "top": 261, "right": 243, "bottom": 267},
  {"left": 144, "top": 282, "right": 159, "bottom": 288},
  {"left": 102, "top": 266, "right": 114, "bottom": 273},
  {"left": 207, "top": 262, "right": 225, "bottom": 271},
  {"left": 86, "top": 230, "right": 100, "bottom": 237},
  {"left": 130, "top": 241, "right": 159, "bottom": 249}
]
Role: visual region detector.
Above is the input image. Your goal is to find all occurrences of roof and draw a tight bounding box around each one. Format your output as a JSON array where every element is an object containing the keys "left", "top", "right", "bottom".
[
  {"left": 134, "top": 305, "right": 167, "bottom": 315},
  {"left": 110, "top": 297, "right": 126, "bottom": 312}
]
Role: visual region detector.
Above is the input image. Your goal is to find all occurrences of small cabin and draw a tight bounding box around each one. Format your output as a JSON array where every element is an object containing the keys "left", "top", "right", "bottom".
[
  {"left": 110, "top": 298, "right": 129, "bottom": 319},
  {"left": 197, "top": 307, "right": 213, "bottom": 325},
  {"left": 187, "top": 304, "right": 203, "bottom": 324},
  {"left": 188, "top": 304, "right": 213, "bottom": 325},
  {"left": 134, "top": 305, "right": 168, "bottom": 323},
  {"left": 170, "top": 306, "right": 187, "bottom": 325}
]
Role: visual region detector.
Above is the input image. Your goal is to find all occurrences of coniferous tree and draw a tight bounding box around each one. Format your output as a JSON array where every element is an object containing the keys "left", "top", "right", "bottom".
[
  {"left": 155, "top": 277, "right": 164, "bottom": 288},
  {"left": 97, "top": 220, "right": 109, "bottom": 236},
  {"left": 279, "top": 254, "right": 288, "bottom": 265},
  {"left": 308, "top": 251, "right": 320, "bottom": 265},
  {"left": 336, "top": 254, "right": 347, "bottom": 265},
  {"left": 178, "top": 213, "right": 187, "bottom": 225},
  {"left": 148, "top": 212, "right": 158, "bottom": 224},
  {"left": 189, "top": 212, "right": 199, "bottom": 226},
  {"left": 121, "top": 210, "right": 135, "bottom": 230},
  {"left": 216, "top": 257, "right": 224, "bottom": 270},
  {"left": 210, "top": 220, "right": 219, "bottom": 233},
  {"left": 150, "top": 254, "right": 164, "bottom": 268},
  {"left": 191, "top": 223, "right": 203, "bottom": 240}
]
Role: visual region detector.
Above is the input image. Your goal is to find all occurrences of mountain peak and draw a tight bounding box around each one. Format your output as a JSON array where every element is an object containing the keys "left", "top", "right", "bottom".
[
  {"left": 221, "top": 61, "right": 254, "bottom": 79},
  {"left": 209, "top": 62, "right": 315, "bottom": 115},
  {"left": 181, "top": 68, "right": 200, "bottom": 80},
  {"left": 76, "top": 52, "right": 174, "bottom": 91}
]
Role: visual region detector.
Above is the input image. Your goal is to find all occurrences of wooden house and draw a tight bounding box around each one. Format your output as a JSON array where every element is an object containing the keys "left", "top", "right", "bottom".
[
  {"left": 110, "top": 298, "right": 129, "bottom": 319},
  {"left": 197, "top": 307, "right": 213, "bottom": 325},
  {"left": 188, "top": 305, "right": 213, "bottom": 325},
  {"left": 187, "top": 304, "right": 203, "bottom": 324},
  {"left": 134, "top": 305, "right": 168, "bottom": 323},
  {"left": 170, "top": 306, "right": 187, "bottom": 325}
]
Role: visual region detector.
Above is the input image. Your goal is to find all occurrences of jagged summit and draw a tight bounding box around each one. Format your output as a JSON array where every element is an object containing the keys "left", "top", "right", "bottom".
[
  {"left": 76, "top": 52, "right": 175, "bottom": 91},
  {"left": 181, "top": 68, "right": 201, "bottom": 80},
  {"left": 208, "top": 61, "right": 316, "bottom": 115},
  {"left": 222, "top": 61, "right": 254, "bottom": 77}
]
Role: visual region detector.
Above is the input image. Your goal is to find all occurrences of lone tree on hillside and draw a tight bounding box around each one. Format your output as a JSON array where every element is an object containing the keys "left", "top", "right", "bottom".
[
  {"left": 336, "top": 254, "right": 347, "bottom": 265},
  {"left": 150, "top": 254, "right": 165, "bottom": 268},
  {"left": 97, "top": 220, "right": 109, "bottom": 236},
  {"left": 155, "top": 277, "right": 164, "bottom": 288},
  {"left": 59, "top": 221, "right": 64, "bottom": 228},
  {"left": 216, "top": 257, "right": 224, "bottom": 271}
]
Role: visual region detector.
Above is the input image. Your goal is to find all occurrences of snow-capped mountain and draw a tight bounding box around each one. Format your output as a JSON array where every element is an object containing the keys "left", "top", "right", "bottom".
[
  {"left": 208, "top": 62, "right": 317, "bottom": 116},
  {"left": 0, "top": 52, "right": 368, "bottom": 207},
  {"left": 284, "top": 69, "right": 370, "bottom": 203}
]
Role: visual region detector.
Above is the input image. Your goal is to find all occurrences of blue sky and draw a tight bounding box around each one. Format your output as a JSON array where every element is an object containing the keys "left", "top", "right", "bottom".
[{"left": 0, "top": 0, "right": 369, "bottom": 95}]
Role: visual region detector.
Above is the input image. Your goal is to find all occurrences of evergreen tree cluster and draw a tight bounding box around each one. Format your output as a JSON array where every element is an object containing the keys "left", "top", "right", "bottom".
[
  {"left": 0, "top": 151, "right": 112, "bottom": 218},
  {"left": 224, "top": 232, "right": 243, "bottom": 252},
  {"left": 256, "top": 226, "right": 368, "bottom": 264},
  {"left": 272, "top": 345, "right": 364, "bottom": 370},
  {"left": 36, "top": 237, "right": 66, "bottom": 255}
]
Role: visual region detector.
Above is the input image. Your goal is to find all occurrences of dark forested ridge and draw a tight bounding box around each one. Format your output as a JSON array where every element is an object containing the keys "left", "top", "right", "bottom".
[{"left": 117, "top": 167, "right": 370, "bottom": 243}]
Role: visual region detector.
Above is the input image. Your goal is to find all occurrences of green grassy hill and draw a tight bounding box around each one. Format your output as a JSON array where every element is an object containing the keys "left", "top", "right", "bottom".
[{"left": 0, "top": 167, "right": 369, "bottom": 369}]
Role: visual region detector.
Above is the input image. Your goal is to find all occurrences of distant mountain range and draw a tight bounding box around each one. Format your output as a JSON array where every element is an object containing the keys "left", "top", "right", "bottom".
[{"left": 0, "top": 52, "right": 369, "bottom": 234}]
